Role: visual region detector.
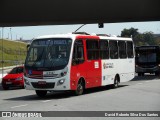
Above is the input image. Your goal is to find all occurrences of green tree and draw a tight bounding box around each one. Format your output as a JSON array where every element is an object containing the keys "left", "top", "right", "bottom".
[
  {"left": 134, "top": 34, "right": 144, "bottom": 46},
  {"left": 121, "top": 27, "right": 139, "bottom": 38},
  {"left": 121, "top": 28, "right": 157, "bottom": 46},
  {"left": 121, "top": 27, "right": 139, "bottom": 45},
  {"left": 143, "top": 32, "right": 155, "bottom": 45}
]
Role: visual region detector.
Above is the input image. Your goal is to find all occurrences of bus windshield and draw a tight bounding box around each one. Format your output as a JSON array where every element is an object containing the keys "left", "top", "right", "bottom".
[
  {"left": 25, "top": 38, "right": 72, "bottom": 70},
  {"left": 137, "top": 52, "right": 156, "bottom": 63}
]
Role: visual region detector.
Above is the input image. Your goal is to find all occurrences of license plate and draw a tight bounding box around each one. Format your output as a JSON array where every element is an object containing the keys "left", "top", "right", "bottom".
[
  {"left": 6, "top": 82, "right": 12, "bottom": 84},
  {"left": 43, "top": 71, "right": 55, "bottom": 76},
  {"left": 38, "top": 81, "right": 46, "bottom": 85}
]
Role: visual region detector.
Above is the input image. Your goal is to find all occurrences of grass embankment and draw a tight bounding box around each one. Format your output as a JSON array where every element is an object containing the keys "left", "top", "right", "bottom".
[{"left": 0, "top": 39, "right": 27, "bottom": 67}]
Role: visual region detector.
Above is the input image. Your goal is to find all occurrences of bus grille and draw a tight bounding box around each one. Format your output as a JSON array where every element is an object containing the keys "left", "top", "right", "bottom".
[
  {"left": 28, "top": 74, "right": 43, "bottom": 79},
  {"left": 31, "top": 82, "right": 55, "bottom": 89}
]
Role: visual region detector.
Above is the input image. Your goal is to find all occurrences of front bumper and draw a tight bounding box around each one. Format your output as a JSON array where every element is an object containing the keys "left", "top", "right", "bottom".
[
  {"left": 24, "top": 76, "right": 70, "bottom": 91},
  {"left": 2, "top": 80, "right": 24, "bottom": 87},
  {"left": 136, "top": 66, "right": 160, "bottom": 73}
]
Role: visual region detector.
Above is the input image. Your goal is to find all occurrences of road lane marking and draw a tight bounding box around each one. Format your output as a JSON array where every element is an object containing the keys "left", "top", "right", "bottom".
[
  {"left": 11, "top": 104, "right": 28, "bottom": 109},
  {"left": 42, "top": 100, "right": 52, "bottom": 103}
]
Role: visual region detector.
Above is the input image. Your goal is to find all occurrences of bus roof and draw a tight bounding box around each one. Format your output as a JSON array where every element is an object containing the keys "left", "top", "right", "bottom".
[
  {"left": 35, "top": 33, "right": 132, "bottom": 41},
  {"left": 99, "top": 36, "right": 132, "bottom": 41}
]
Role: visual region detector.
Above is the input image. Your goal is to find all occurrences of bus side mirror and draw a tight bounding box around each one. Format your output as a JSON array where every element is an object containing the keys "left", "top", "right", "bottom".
[
  {"left": 72, "top": 59, "right": 77, "bottom": 66},
  {"left": 27, "top": 44, "right": 30, "bottom": 52},
  {"left": 72, "top": 58, "right": 81, "bottom": 66}
]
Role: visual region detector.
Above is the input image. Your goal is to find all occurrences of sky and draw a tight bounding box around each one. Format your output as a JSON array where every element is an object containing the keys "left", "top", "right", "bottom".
[{"left": 0, "top": 21, "right": 160, "bottom": 40}]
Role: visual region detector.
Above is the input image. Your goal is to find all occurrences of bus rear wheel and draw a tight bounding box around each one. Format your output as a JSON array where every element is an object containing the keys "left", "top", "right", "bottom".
[
  {"left": 75, "top": 80, "right": 84, "bottom": 95},
  {"left": 112, "top": 76, "right": 119, "bottom": 88},
  {"left": 35, "top": 90, "right": 47, "bottom": 97}
]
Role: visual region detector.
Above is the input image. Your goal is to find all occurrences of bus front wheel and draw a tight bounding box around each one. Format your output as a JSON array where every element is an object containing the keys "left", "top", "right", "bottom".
[
  {"left": 155, "top": 72, "right": 160, "bottom": 76},
  {"left": 36, "top": 90, "right": 47, "bottom": 97},
  {"left": 75, "top": 80, "right": 84, "bottom": 95},
  {"left": 138, "top": 73, "right": 144, "bottom": 76}
]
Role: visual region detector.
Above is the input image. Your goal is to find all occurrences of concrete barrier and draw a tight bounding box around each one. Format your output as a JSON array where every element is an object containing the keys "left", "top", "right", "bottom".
[{"left": 0, "top": 65, "right": 18, "bottom": 70}]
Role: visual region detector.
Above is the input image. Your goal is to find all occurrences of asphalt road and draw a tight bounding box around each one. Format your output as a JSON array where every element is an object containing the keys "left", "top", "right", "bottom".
[{"left": 0, "top": 75, "right": 160, "bottom": 120}]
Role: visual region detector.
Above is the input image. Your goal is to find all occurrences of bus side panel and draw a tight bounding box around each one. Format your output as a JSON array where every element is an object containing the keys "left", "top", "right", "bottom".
[
  {"left": 84, "top": 38, "right": 102, "bottom": 88},
  {"left": 70, "top": 63, "right": 88, "bottom": 90},
  {"left": 70, "top": 38, "right": 102, "bottom": 90},
  {"left": 85, "top": 60, "right": 102, "bottom": 88},
  {"left": 101, "top": 58, "right": 135, "bottom": 86},
  {"left": 70, "top": 60, "right": 102, "bottom": 90},
  {"left": 101, "top": 59, "right": 117, "bottom": 86}
]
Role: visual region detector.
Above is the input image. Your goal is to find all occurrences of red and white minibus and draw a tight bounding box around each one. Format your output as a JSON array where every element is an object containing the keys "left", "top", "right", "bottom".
[{"left": 24, "top": 32, "right": 135, "bottom": 97}]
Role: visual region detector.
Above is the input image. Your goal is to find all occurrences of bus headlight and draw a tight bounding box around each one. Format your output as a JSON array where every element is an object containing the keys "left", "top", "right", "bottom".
[
  {"left": 57, "top": 79, "right": 65, "bottom": 86},
  {"left": 24, "top": 78, "right": 30, "bottom": 85},
  {"left": 60, "top": 67, "right": 68, "bottom": 77},
  {"left": 61, "top": 72, "right": 67, "bottom": 77}
]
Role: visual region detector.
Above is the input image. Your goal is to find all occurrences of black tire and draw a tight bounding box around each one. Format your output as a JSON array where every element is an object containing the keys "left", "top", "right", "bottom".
[
  {"left": 2, "top": 85, "right": 9, "bottom": 90},
  {"left": 21, "top": 86, "right": 25, "bottom": 89},
  {"left": 138, "top": 73, "right": 144, "bottom": 76},
  {"left": 112, "top": 76, "right": 119, "bottom": 88},
  {"left": 75, "top": 80, "right": 84, "bottom": 95},
  {"left": 155, "top": 72, "right": 159, "bottom": 76},
  {"left": 138, "top": 73, "right": 141, "bottom": 76},
  {"left": 35, "top": 90, "right": 47, "bottom": 97}
]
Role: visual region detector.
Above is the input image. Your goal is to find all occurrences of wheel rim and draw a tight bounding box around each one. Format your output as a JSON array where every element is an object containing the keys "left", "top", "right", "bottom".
[
  {"left": 77, "top": 83, "right": 83, "bottom": 95},
  {"left": 114, "top": 77, "right": 119, "bottom": 87}
]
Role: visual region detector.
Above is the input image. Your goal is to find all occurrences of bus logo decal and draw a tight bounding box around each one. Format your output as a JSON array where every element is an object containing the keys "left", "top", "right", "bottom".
[
  {"left": 94, "top": 62, "right": 99, "bottom": 68},
  {"left": 103, "top": 63, "right": 114, "bottom": 69}
]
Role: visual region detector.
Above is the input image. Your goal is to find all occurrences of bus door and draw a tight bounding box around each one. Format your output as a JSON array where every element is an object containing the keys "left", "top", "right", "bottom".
[
  {"left": 71, "top": 40, "right": 87, "bottom": 90},
  {"left": 85, "top": 40, "right": 101, "bottom": 87}
]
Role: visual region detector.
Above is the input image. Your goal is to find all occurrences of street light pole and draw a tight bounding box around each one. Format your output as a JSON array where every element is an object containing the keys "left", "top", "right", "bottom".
[
  {"left": 1, "top": 27, "right": 4, "bottom": 79},
  {"left": 10, "top": 27, "right": 12, "bottom": 40}
]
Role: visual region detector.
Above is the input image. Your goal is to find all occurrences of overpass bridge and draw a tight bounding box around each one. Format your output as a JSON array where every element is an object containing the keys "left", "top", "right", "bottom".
[{"left": 0, "top": 0, "right": 160, "bottom": 27}]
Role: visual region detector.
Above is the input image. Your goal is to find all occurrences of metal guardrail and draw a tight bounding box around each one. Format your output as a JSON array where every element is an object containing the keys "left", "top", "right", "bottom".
[{"left": 0, "top": 60, "right": 24, "bottom": 68}]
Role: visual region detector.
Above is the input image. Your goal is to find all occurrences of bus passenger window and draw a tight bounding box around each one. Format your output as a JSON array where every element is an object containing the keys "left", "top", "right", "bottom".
[
  {"left": 86, "top": 40, "right": 99, "bottom": 60},
  {"left": 118, "top": 41, "right": 127, "bottom": 59},
  {"left": 109, "top": 41, "right": 118, "bottom": 59},
  {"left": 100, "top": 40, "right": 109, "bottom": 59},
  {"left": 77, "top": 47, "right": 84, "bottom": 61},
  {"left": 72, "top": 40, "right": 84, "bottom": 65},
  {"left": 127, "top": 41, "right": 134, "bottom": 58}
]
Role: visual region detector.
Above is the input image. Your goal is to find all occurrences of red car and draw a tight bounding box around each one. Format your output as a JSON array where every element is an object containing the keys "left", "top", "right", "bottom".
[{"left": 1, "top": 66, "right": 24, "bottom": 90}]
